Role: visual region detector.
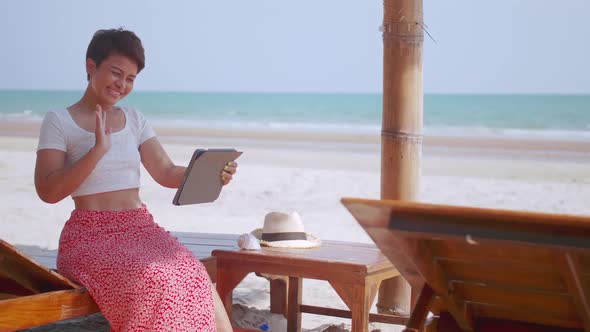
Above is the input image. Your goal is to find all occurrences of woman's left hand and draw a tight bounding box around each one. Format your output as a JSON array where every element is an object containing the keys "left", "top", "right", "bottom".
[{"left": 221, "top": 161, "right": 238, "bottom": 186}]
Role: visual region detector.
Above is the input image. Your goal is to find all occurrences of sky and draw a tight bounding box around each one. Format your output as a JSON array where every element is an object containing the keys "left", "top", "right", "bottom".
[{"left": 0, "top": 1, "right": 588, "bottom": 94}]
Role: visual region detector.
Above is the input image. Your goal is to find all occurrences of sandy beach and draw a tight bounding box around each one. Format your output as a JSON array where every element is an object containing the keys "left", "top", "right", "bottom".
[{"left": 2, "top": 122, "right": 590, "bottom": 331}]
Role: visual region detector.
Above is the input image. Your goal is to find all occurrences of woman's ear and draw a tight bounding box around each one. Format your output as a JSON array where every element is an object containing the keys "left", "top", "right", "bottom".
[{"left": 86, "top": 58, "right": 96, "bottom": 80}]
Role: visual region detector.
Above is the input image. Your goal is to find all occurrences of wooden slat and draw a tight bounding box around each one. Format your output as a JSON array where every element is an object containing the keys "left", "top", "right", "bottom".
[
  {"left": 431, "top": 240, "right": 557, "bottom": 267},
  {"left": 469, "top": 303, "right": 583, "bottom": 330},
  {"left": 299, "top": 304, "right": 409, "bottom": 325},
  {"left": 0, "top": 240, "right": 77, "bottom": 293},
  {"left": 0, "top": 277, "right": 34, "bottom": 297},
  {"left": 439, "top": 258, "right": 567, "bottom": 293},
  {"left": 390, "top": 220, "right": 590, "bottom": 252},
  {"left": 0, "top": 289, "right": 99, "bottom": 331},
  {"left": 476, "top": 317, "right": 584, "bottom": 332},
  {"left": 453, "top": 282, "right": 578, "bottom": 321}
]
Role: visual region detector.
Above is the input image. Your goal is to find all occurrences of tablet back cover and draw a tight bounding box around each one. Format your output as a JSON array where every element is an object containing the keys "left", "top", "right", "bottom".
[{"left": 173, "top": 149, "right": 242, "bottom": 205}]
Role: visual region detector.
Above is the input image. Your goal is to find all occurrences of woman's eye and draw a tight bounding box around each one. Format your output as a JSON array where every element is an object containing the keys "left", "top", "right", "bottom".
[{"left": 112, "top": 71, "right": 120, "bottom": 77}]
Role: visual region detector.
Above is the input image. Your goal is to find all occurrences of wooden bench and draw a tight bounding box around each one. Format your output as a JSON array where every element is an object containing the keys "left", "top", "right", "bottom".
[
  {"left": 342, "top": 198, "right": 590, "bottom": 332},
  {"left": 0, "top": 232, "right": 239, "bottom": 331}
]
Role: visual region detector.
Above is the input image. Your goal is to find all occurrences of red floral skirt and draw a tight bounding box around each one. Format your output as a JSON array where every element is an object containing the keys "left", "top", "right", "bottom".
[{"left": 57, "top": 205, "right": 216, "bottom": 331}]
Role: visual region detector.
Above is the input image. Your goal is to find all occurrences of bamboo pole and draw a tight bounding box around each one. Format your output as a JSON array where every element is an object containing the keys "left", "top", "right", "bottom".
[{"left": 378, "top": 0, "right": 424, "bottom": 315}]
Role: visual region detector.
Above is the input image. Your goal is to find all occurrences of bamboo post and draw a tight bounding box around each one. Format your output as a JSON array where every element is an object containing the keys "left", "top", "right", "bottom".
[{"left": 378, "top": 0, "right": 424, "bottom": 315}]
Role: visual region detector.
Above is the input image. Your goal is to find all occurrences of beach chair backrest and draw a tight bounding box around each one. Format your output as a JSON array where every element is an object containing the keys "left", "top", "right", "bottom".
[
  {"left": 342, "top": 198, "right": 590, "bottom": 331},
  {"left": 0, "top": 240, "right": 99, "bottom": 331},
  {"left": 0, "top": 239, "right": 77, "bottom": 296}
]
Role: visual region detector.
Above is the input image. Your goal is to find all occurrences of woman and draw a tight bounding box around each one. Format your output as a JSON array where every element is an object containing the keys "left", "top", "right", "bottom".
[{"left": 34, "top": 28, "right": 235, "bottom": 331}]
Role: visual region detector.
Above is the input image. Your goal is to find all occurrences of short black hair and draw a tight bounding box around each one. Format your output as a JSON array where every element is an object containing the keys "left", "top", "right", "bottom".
[{"left": 86, "top": 28, "right": 145, "bottom": 80}]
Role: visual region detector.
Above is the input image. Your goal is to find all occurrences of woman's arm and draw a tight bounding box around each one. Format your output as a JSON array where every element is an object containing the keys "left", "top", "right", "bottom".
[
  {"left": 140, "top": 138, "right": 238, "bottom": 188},
  {"left": 34, "top": 147, "right": 107, "bottom": 203},
  {"left": 34, "top": 106, "right": 111, "bottom": 203},
  {"left": 139, "top": 137, "right": 186, "bottom": 188}
]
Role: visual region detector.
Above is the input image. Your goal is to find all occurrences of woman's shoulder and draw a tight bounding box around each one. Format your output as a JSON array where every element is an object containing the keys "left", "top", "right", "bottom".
[
  {"left": 120, "top": 106, "right": 147, "bottom": 120},
  {"left": 44, "top": 108, "right": 69, "bottom": 117},
  {"left": 41, "top": 108, "right": 69, "bottom": 125},
  {"left": 120, "top": 106, "right": 151, "bottom": 135}
]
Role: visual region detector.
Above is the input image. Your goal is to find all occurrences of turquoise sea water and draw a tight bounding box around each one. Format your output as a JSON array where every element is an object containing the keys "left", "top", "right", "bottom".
[{"left": 1, "top": 90, "right": 589, "bottom": 139}]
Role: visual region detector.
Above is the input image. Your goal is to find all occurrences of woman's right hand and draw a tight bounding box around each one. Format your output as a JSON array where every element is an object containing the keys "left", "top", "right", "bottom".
[{"left": 94, "top": 104, "right": 112, "bottom": 154}]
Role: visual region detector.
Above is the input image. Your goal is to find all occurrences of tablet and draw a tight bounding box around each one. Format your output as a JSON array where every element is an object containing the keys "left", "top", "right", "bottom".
[{"left": 173, "top": 149, "right": 242, "bottom": 205}]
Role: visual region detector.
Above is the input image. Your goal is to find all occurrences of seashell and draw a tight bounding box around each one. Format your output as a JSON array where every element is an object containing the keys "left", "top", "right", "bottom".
[{"left": 238, "top": 233, "right": 261, "bottom": 250}]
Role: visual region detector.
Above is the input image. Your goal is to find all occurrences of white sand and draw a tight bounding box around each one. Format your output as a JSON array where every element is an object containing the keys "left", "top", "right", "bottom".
[{"left": 3, "top": 129, "right": 590, "bottom": 331}]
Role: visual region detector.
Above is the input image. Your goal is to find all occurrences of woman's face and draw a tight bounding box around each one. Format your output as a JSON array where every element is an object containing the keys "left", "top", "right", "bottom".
[{"left": 87, "top": 53, "right": 138, "bottom": 106}]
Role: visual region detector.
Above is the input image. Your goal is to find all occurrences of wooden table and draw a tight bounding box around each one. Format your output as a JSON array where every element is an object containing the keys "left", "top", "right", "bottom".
[{"left": 213, "top": 241, "right": 408, "bottom": 332}]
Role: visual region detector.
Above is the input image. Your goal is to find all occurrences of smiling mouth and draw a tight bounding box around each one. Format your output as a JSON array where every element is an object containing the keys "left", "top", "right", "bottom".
[{"left": 108, "top": 88, "right": 122, "bottom": 98}]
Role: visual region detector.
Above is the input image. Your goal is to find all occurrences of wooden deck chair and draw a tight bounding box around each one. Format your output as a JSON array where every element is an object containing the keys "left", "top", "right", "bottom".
[
  {"left": 341, "top": 198, "right": 590, "bottom": 332},
  {"left": 0, "top": 239, "right": 99, "bottom": 331}
]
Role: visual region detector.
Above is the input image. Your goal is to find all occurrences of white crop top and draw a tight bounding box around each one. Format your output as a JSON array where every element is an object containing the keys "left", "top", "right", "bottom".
[{"left": 37, "top": 107, "right": 156, "bottom": 197}]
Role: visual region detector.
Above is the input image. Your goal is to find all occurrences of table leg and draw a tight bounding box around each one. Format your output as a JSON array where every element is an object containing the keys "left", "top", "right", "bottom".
[
  {"left": 216, "top": 266, "right": 248, "bottom": 321},
  {"left": 287, "top": 276, "right": 302, "bottom": 332},
  {"left": 351, "top": 284, "right": 370, "bottom": 332},
  {"left": 270, "top": 277, "right": 288, "bottom": 317}
]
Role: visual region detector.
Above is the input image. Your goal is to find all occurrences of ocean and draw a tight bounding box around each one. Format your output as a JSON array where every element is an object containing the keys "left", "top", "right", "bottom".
[{"left": 1, "top": 90, "right": 589, "bottom": 139}]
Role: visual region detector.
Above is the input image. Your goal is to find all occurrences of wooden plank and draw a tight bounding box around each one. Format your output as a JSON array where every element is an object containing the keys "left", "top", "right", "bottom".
[
  {"left": 0, "top": 276, "right": 35, "bottom": 297},
  {"left": 389, "top": 219, "right": 590, "bottom": 251},
  {"left": 0, "top": 289, "right": 99, "bottom": 331},
  {"left": 0, "top": 240, "right": 77, "bottom": 292},
  {"left": 453, "top": 282, "right": 578, "bottom": 321},
  {"left": 469, "top": 303, "right": 583, "bottom": 330},
  {"left": 404, "top": 284, "right": 433, "bottom": 331},
  {"left": 476, "top": 317, "right": 584, "bottom": 332},
  {"left": 299, "top": 305, "right": 409, "bottom": 325},
  {"left": 439, "top": 258, "right": 567, "bottom": 293},
  {"left": 560, "top": 253, "right": 590, "bottom": 332},
  {"left": 431, "top": 240, "right": 556, "bottom": 265}
]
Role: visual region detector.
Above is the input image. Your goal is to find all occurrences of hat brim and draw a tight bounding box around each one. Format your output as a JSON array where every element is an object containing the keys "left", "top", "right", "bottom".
[{"left": 251, "top": 228, "right": 321, "bottom": 249}]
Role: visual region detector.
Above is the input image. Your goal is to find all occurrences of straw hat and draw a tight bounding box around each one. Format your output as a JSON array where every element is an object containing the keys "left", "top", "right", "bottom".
[{"left": 251, "top": 211, "right": 321, "bottom": 249}]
